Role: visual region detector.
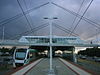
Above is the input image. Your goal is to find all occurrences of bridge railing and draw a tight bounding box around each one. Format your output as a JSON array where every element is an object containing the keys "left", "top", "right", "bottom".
[{"left": 0, "top": 40, "right": 99, "bottom": 47}]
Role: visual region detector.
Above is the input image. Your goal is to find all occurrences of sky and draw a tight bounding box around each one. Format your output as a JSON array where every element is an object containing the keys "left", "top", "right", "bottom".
[{"left": 0, "top": 0, "right": 100, "bottom": 43}]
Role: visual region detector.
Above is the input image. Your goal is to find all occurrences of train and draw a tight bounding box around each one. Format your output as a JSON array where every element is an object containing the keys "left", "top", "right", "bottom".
[{"left": 13, "top": 48, "right": 38, "bottom": 67}]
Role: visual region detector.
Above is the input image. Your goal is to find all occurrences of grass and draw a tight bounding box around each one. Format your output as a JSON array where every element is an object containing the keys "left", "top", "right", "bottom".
[
  {"left": 78, "top": 58, "right": 100, "bottom": 66},
  {"left": 0, "top": 64, "right": 13, "bottom": 71},
  {"left": 0, "top": 65, "right": 8, "bottom": 71}
]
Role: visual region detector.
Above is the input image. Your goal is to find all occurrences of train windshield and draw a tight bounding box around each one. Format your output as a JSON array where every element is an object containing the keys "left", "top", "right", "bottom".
[{"left": 15, "top": 49, "right": 27, "bottom": 60}]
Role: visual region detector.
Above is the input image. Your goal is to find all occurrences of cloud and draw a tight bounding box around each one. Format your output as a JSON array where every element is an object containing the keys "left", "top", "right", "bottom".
[{"left": 0, "top": 0, "right": 100, "bottom": 41}]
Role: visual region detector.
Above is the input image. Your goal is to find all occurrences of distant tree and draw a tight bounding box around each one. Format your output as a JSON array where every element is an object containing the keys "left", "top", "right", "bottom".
[
  {"left": 10, "top": 46, "right": 16, "bottom": 55},
  {"left": 78, "top": 47, "right": 100, "bottom": 57},
  {"left": 0, "top": 47, "right": 10, "bottom": 53}
]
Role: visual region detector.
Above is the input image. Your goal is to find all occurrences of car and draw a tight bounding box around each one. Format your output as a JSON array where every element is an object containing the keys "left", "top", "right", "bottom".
[
  {"left": 95, "top": 58, "right": 100, "bottom": 62},
  {"left": 80, "top": 56, "right": 86, "bottom": 59}
]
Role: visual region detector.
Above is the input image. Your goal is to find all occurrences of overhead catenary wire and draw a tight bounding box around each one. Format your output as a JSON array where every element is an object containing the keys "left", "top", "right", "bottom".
[
  {"left": 0, "top": 1, "right": 49, "bottom": 39},
  {"left": 23, "top": 0, "right": 34, "bottom": 27},
  {"left": 10, "top": 23, "right": 49, "bottom": 39},
  {"left": 69, "top": 0, "right": 94, "bottom": 36},
  {"left": 0, "top": 2, "right": 49, "bottom": 39},
  {"left": 3, "top": 32, "right": 12, "bottom": 39},
  {"left": 53, "top": 23, "right": 79, "bottom": 36},
  {"left": 54, "top": 24, "right": 78, "bottom": 36},
  {"left": 54, "top": 24, "right": 70, "bottom": 35},
  {"left": 16, "top": 0, "right": 33, "bottom": 32},
  {"left": 69, "top": 0, "right": 85, "bottom": 36},
  {"left": 0, "top": 2, "right": 49, "bottom": 27},
  {"left": 0, "top": 0, "right": 98, "bottom": 40},
  {"left": 52, "top": 2, "right": 100, "bottom": 30},
  {"left": 11, "top": 23, "right": 49, "bottom": 39},
  {"left": 87, "top": 30, "right": 100, "bottom": 39},
  {"left": 52, "top": 1, "right": 100, "bottom": 39}
]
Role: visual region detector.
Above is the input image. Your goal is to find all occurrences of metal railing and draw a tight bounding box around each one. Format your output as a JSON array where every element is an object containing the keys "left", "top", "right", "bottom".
[{"left": 0, "top": 40, "right": 99, "bottom": 47}]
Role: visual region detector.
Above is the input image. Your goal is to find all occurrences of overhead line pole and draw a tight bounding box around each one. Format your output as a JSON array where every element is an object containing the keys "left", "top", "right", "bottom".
[
  {"left": 44, "top": 17, "right": 57, "bottom": 75},
  {"left": 44, "top": 17, "right": 53, "bottom": 71},
  {"left": 49, "top": 18, "right": 53, "bottom": 71},
  {"left": 2, "top": 26, "right": 5, "bottom": 42}
]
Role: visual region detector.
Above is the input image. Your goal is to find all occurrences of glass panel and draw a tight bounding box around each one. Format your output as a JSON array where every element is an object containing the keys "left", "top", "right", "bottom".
[{"left": 15, "top": 49, "right": 27, "bottom": 60}]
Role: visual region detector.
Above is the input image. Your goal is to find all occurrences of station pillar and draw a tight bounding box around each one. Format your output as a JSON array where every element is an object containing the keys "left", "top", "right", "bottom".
[{"left": 72, "top": 47, "right": 77, "bottom": 63}]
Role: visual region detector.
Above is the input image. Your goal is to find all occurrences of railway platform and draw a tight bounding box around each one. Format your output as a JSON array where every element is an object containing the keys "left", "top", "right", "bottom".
[{"left": 11, "top": 58, "right": 93, "bottom": 75}]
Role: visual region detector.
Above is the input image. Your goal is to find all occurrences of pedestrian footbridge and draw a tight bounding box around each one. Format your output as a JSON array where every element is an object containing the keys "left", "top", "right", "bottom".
[
  {"left": 0, "top": 36, "right": 99, "bottom": 63},
  {"left": 0, "top": 36, "right": 99, "bottom": 47}
]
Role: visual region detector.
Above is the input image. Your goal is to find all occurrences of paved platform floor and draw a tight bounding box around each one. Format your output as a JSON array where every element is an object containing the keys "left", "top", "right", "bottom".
[
  {"left": 12, "top": 59, "right": 43, "bottom": 75},
  {"left": 25, "top": 58, "right": 77, "bottom": 75},
  {"left": 59, "top": 58, "right": 92, "bottom": 75}
]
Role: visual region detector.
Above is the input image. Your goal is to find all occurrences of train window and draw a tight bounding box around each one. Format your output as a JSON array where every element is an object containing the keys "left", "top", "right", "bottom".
[{"left": 15, "top": 48, "right": 27, "bottom": 60}]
